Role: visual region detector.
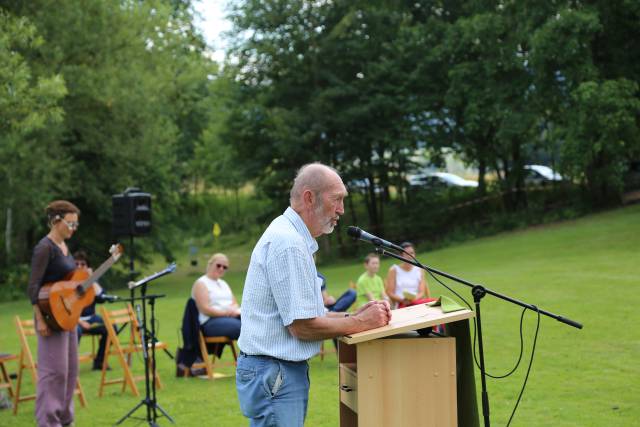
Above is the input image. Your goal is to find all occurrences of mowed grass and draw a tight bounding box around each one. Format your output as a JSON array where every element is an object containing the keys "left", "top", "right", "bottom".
[{"left": 1, "top": 205, "right": 638, "bottom": 426}]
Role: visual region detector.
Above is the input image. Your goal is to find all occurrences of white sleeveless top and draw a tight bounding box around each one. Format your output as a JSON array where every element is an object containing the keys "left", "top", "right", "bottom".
[
  {"left": 191, "top": 275, "right": 234, "bottom": 325},
  {"left": 392, "top": 264, "right": 422, "bottom": 299}
]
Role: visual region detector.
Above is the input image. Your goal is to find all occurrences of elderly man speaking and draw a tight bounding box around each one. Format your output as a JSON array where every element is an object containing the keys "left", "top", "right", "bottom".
[{"left": 236, "top": 162, "right": 391, "bottom": 426}]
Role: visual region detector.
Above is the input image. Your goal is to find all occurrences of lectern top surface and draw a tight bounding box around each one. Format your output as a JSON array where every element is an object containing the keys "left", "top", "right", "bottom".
[{"left": 340, "top": 303, "right": 474, "bottom": 344}]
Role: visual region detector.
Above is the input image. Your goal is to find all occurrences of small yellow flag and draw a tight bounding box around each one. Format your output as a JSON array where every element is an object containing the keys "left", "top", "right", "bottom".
[{"left": 212, "top": 222, "right": 221, "bottom": 238}]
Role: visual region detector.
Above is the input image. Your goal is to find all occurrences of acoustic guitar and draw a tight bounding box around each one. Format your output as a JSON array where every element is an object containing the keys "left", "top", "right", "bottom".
[{"left": 38, "top": 244, "right": 124, "bottom": 331}]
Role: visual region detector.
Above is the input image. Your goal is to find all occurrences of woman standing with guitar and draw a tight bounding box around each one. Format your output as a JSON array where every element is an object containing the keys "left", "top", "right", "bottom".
[{"left": 27, "top": 200, "right": 80, "bottom": 427}]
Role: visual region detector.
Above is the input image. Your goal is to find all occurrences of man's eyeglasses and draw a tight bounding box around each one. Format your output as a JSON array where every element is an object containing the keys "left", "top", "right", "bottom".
[
  {"left": 61, "top": 219, "right": 80, "bottom": 230},
  {"left": 216, "top": 263, "right": 229, "bottom": 270}
]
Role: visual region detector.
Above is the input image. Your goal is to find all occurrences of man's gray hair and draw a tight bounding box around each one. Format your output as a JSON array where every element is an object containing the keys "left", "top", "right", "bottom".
[{"left": 289, "top": 162, "right": 339, "bottom": 207}]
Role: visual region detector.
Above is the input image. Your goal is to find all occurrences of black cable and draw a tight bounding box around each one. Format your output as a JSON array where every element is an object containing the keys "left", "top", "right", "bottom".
[
  {"left": 506, "top": 306, "right": 540, "bottom": 427},
  {"left": 412, "top": 256, "right": 527, "bottom": 378},
  {"left": 400, "top": 248, "right": 542, "bottom": 426},
  {"left": 478, "top": 307, "right": 526, "bottom": 379}
]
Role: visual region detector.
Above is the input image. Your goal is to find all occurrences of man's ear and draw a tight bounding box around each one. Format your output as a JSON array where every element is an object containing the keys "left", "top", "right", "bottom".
[{"left": 302, "top": 189, "right": 315, "bottom": 207}]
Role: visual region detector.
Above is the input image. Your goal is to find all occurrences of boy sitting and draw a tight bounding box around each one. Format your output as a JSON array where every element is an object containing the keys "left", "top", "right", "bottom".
[{"left": 356, "top": 253, "right": 388, "bottom": 308}]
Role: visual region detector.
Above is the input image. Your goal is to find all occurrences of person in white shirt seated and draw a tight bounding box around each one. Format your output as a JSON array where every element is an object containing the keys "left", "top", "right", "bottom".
[{"left": 191, "top": 253, "right": 241, "bottom": 340}]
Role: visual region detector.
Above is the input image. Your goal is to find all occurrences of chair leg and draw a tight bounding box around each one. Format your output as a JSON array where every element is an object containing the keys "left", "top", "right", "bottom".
[
  {"left": 12, "top": 358, "right": 24, "bottom": 415},
  {"left": 0, "top": 362, "right": 13, "bottom": 398},
  {"left": 230, "top": 341, "right": 238, "bottom": 364},
  {"left": 198, "top": 333, "right": 213, "bottom": 379},
  {"left": 150, "top": 357, "right": 163, "bottom": 390},
  {"left": 120, "top": 352, "right": 139, "bottom": 396},
  {"left": 75, "top": 377, "right": 88, "bottom": 408}
]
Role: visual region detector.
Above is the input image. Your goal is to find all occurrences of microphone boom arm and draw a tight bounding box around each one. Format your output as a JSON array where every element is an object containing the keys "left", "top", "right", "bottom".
[{"left": 374, "top": 247, "right": 582, "bottom": 329}]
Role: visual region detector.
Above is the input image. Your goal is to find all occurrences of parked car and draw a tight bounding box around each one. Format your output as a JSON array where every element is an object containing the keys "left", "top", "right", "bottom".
[
  {"left": 524, "top": 165, "right": 563, "bottom": 186},
  {"left": 346, "top": 178, "right": 382, "bottom": 194},
  {"left": 408, "top": 172, "right": 478, "bottom": 189}
]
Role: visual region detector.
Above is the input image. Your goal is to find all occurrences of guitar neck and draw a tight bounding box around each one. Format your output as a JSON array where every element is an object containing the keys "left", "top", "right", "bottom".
[{"left": 79, "top": 256, "right": 117, "bottom": 291}]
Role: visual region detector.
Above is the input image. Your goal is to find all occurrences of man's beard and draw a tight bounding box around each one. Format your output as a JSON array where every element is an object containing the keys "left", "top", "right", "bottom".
[{"left": 314, "top": 200, "right": 336, "bottom": 234}]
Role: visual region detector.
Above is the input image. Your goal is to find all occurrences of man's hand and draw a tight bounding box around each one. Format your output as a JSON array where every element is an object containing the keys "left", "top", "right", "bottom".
[
  {"left": 353, "top": 300, "right": 377, "bottom": 315},
  {"left": 79, "top": 319, "right": 91, "bottom": 330},
  {"left": 353, "top": 300, "right": 391, "bottom": 330}
]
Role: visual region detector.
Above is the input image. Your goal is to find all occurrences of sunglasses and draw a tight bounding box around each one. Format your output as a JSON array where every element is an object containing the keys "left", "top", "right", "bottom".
[
  {"left": 216, "top": 263, "right": 229, "bottom": 270},
  {"left": 61, "top": 219, "right": 80, "bottom": 230}
]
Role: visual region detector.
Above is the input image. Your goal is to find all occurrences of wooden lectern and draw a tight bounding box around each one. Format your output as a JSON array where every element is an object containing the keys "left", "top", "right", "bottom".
[{"left": 338, "top": 304, "right": 479, "bottom": 427}]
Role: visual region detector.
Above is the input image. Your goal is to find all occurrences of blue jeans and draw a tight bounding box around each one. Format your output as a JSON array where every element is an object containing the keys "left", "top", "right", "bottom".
[
  {"left": 201, "top": 316, "right": 241, "bottom": 339},
  {"left": 77, "top": 314, "right": 107, "bottom": 369},
  {"left": 326, "top": 288, "right": 356, "bottom": 312},
  {"left": 202, "top": 316, "right": 241, "bottom": 358},
  {"left": 236, "top": 353, "right": 310, "bottom": 427}
]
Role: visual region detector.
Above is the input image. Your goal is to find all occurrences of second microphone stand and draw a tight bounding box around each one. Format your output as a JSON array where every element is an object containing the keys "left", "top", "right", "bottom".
[
  {"left": 115, "top": 286, "right": 174, "bottom": 426},
  {"left": 375, "top": 247, "right": 582, "bottom": 427}
]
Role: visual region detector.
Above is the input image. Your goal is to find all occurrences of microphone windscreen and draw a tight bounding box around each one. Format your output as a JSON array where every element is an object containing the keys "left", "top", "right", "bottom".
[{"left": 346, "top": 226, "right": 360, "bottom": 238}]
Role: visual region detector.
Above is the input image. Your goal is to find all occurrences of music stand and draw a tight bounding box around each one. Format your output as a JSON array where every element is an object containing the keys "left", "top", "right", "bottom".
[{"left": 115, "top": 274, "right": 175, "bottom": 426}]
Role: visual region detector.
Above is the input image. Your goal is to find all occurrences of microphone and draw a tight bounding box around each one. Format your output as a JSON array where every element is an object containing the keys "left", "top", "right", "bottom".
[
  {"left": 101, "top": 294, "right": 120, "bottom": 303},
  {"left": 346, "top": 226, "right": 405, "bottom": 253}
]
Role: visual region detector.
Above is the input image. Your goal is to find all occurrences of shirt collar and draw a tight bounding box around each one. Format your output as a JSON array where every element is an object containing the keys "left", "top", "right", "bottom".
[{"left": 283, "top": 207, "right": 318, "bottom": 254}]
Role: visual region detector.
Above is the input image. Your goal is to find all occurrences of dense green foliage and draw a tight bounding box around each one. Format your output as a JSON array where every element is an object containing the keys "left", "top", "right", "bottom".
[
  {"left": 224, "top": 0, "right": 640, "bottom": 215},
  {"left": 0, "top": 1, "right": 247, "bottom": 282},
  {"left": 1, "top": 205, "right": 638, "bottom": 426}
]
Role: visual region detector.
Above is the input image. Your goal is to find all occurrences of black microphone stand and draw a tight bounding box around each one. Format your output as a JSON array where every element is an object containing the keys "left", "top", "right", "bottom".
[
  {"left": 115, "top": 288, "right": 174, "bottom": 426},
  {"left": 374, "top": 246, "right": 582, "bottom": 427}
]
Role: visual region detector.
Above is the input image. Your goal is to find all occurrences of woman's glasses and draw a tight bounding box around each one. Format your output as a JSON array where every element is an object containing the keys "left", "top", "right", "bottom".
[
  {"left": 61, "top": 219, "right": 80, "bottom": 230},
  {"left": 216, "top": 263, "right": 229, "bottom": 270}
]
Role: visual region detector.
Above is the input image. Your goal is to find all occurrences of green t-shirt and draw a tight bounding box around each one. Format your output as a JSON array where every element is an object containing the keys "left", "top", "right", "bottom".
[{"left": 356, "top": 272, "right": 385, "bottom": 308}]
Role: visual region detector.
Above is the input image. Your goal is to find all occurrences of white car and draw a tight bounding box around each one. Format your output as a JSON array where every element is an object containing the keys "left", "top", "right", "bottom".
[
  {"left": 524, "top": 165, "right": 563, "bottom": 185},
  {"left": 408, "top": 172, "right": 478, "bottom": 188}
]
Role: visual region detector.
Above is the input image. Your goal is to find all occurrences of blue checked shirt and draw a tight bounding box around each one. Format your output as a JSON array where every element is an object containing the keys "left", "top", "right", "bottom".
[{"left": 238, "top": 207, "right": 326, "bottom": 361}]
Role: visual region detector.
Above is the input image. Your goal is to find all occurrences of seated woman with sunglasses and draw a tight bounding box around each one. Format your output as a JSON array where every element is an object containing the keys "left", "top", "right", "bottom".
[{"left": 191, "top": 253, "right": 241, "bottom": 340}]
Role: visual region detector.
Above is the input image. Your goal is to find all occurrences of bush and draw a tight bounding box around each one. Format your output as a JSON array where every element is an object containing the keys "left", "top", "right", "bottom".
[{"left": 0, "top": 263, "right": 30, "bottom": 302}]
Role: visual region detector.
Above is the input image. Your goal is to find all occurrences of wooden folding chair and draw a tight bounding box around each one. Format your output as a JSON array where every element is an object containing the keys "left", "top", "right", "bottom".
[
  {"left": 13, "top": 316, "right": 87, "bottom": 415},
  {"left": 0, "top": 352, "right": 18, "bottom": 398},
  {"left": 192, "top": 331, "right": 238, "bottom": 379},
  {"left": 78, "top": 333, "right": 98, "bottom": 365},
  {"left": 99, "top": 304, "right": 166, "bottom": 397},
  {"left": 318, "top": 340, "right": 336, "bottom": 362}
]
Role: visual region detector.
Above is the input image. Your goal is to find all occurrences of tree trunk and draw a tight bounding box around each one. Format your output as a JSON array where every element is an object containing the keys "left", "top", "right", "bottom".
[
  {"left": 5, "top": 206, "right": 12, "bottom": 264},
  {"left": 477, "top": 156, "right": 487, "bottom": 195}
]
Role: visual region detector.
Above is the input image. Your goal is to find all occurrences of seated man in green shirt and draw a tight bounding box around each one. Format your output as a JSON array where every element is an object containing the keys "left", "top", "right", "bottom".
[{"left": 356, "top": 253, "right": 388, "bottom": 308}]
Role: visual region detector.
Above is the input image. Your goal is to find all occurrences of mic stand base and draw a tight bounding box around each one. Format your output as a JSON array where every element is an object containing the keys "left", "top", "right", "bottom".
[
  {"left": 115, "top": 398, "right": 173, "bottom": 427},
  {"left": 114, "top": 292, "right": 174, "bottom": 426}
]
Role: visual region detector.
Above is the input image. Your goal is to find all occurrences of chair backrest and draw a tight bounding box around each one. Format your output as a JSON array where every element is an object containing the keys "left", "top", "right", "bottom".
[
  {"left": 101, "top": 304, "right": 141, "bottom": 350},
  {"left": 14, "top": 317, "right": 36, "bottom": 369}
]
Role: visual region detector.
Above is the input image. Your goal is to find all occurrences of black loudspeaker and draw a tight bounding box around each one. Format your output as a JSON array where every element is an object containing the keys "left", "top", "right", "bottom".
[{"left": 112, "top": 188, "right": 152, "bottom": 237}]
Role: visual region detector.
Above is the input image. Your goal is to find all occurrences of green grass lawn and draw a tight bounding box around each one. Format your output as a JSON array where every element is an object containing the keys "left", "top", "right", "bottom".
[{"left": 1, "top": 205, "right": 639, "bottom": 426}]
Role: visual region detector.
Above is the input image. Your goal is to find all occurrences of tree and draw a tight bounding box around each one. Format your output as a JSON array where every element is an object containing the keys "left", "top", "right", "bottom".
[
  {"left": 0, "top": 11, "right": 67, "bottom": 265},
  {"left": 0, "top": 1, "right": 222, "bottom": 266},
  {"left": 561, "top": 79, "right": 640, "bottom": 204},
  {"left": 226, "top": 0, "right": 446, "bottom": 233}
]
